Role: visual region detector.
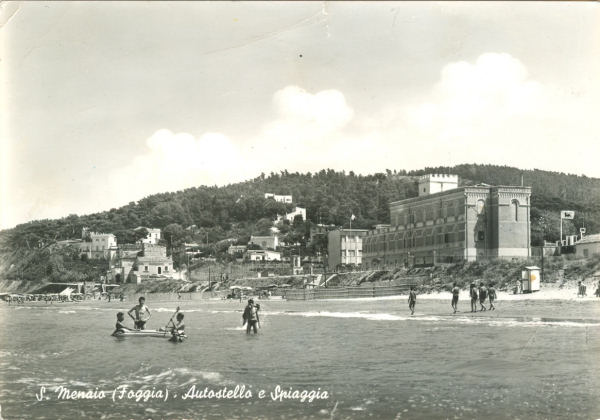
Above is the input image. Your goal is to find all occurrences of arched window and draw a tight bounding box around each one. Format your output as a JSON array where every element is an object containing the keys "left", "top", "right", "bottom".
[{"left": 511, "top": 200, "right": 519, "bottom": 221}]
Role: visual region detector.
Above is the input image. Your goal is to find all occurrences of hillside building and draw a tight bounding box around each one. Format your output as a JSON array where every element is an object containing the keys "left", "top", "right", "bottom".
[
  {"left": 247, "top": 250, "right": 281, "bottom": 261},
  {"left": 277, "top": 206, "right": 306, "bottom": 223},
  {"left": 249, "top": 235, "right": 279, "bottom": 250},
  {"left": 363, "top": 174, "right": 532, "bottom": 268},
  {"left": 227, "top": 245, "right": 248, "bottom": 255},
  {"left": 136, "top": 227, "right": 161, "bottom": 245},
  {"left": 575, "top": 234, "right": 600, "bottom": 258},
  {"left": 327, "top": 229, "right": 369, "bottom": 270},
  {"left": 264, "top": 193, "right": 293, "bottom": 204},
  {"left": 79, "top": 232, "right": 118, "bottom": 260}
]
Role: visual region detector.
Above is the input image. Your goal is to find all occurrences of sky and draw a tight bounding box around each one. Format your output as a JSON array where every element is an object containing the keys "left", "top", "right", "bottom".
[{"left": 1, "top": 1, "right": 599, "bottom": 229}]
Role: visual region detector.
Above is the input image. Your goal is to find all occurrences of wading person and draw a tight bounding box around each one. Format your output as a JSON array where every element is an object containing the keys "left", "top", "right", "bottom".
[
  {"left": 470, "top": 283, "right": 478, "bottom": 313},
  {"left": 128, "top": 296, "right": 151, "bottom": 330},
  {"left": 478, "top": 283, "right": 487, "bottom": 311},
  {"left": 451, "top": 283, "right": 460, "bottom": 314},
  {"left": 408, "top": 286, "right": 417, "bottom": 315},
  {"left": 242, "top": 299, "right": 260, "bottom": 334},
  {"left": 169, "top": 313, "right": 185, "bottom": 342},
  {"left": 488, "top": 282, "right": 497, "bottom": 311},
  {"left": 112, "top": 312, "right": 132, "bottom": 335}
]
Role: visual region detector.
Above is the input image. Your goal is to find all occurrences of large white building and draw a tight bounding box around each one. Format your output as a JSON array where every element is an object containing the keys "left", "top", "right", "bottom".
[
  {"left": 136, "top": 227, "right": 161, "bottom": 244},
  {"left": 327, "top": 229, "right": 369, "bottom": 270},
  {"left": 79, "top": 232, "right": 118, "bottom": 260}
]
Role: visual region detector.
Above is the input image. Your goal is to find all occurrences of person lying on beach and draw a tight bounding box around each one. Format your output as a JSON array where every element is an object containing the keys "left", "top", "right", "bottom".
[
  {"left": 112, "top": 312, "right": 132, "bottom": 335},
  {"left": 478, "top": 283, "right": 487, "bottom": 311},
  {"left": 451, "top": 283, "right": 460, "bottom": 314},
  {"left": 408, "top": 286, "right": 417, "bottom": 315},
  {"left": 488, "top": 283, "right": 496, "bottom": 311},
  {"left": 470, "top": 284, "right": 478, "bottom": 313},
  {"left": 128, "top": 296, "right": 151, "bottom": 330}
]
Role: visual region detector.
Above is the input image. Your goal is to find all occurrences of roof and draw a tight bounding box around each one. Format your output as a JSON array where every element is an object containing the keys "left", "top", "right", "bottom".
[{"left": 577, "top": 234, "right": 600, "bottom": 245}]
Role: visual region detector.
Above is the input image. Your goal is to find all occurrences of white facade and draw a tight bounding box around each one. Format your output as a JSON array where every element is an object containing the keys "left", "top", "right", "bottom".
[
  {"left": 264, "top": 193, "right": 293, "bottom": 204},
  {"left": 137, "top": 227, "right": 161, "bottom": 244},
  {"left": 418, "top": 174, "right": 459, "bottom": 197},
  {"left": 249, "top": 235, "right": 279, "bottom": 250},
  {"left": 278, "top": 206, "right": 306, "bottom": 223},
  {"left": 79, "top": 233, "right": 118, "bottom": 259},
  {"left": 248, "top": 250, "right": 281, "bottom": 261}
]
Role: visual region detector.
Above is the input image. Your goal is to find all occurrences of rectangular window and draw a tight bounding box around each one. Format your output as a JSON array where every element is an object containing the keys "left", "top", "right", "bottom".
[
  {"left": 144, "top": 266, "right": 148, "bottom": 272},
  {"left": 583, "top": 249, "right": 589, "bottom": 257},
  {"left": 444, "top": 233, "right": 450, "bottom": 243},
  {"left": 478, "top": 231, "right": 485, "bottom": 241}
]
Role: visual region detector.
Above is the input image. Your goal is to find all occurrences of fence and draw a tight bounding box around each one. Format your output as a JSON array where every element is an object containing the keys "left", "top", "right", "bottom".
[{"left": 284, "top": 285, "right": 410, "bottom": 300}]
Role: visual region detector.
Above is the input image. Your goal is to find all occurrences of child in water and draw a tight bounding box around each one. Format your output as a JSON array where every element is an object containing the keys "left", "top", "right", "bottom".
[
  {"left": 112, "top": 312, "right": 132, "bottom": 336},
  {"left": 408, "top": 286, "right": 417, "bottom": 315},
  {"left": 169, "top": 313, "right": 185, "bottom": 342}
]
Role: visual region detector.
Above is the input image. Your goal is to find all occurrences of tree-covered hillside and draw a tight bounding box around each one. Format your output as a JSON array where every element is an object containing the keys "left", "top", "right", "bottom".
[{"left": 1, "top": 164, "right": 598, "bottom": 283}]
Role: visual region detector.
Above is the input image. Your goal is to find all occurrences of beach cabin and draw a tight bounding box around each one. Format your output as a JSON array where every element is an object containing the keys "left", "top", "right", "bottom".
[{"left": 521, "top": 266, "right": 541, "bottom": 293}]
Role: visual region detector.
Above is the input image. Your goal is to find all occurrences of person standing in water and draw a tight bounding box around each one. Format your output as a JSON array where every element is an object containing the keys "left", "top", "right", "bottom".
[
  {"left": 242, "top": 299, "right": 260, "bottom": 334},
  {"left": 451, "top": 283, "right": 460, "bottom": 314},
  {"left": 470, "top": 284, "right": 478, "bottom": 313},
  {"left": 128, "top": 296, "right": 151, "bottom": 330},
  {"left": 408, "top": 286, "right": 417, "bottom": 315},
  {"left": 488, "top": 282, "right": 497, "bottom": 311},
  {"left": 478, "top": 283, "right": 488, "bottom": 312}
]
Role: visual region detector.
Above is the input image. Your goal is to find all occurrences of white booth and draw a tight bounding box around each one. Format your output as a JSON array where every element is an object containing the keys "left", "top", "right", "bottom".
[{"left": 521, "top": 266, "right": 541, "bottom": 293}]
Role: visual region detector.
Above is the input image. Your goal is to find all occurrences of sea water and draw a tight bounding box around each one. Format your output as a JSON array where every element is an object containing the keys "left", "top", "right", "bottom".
[{"left": 0, "top": 297, "right": 599, "bottom": 419}]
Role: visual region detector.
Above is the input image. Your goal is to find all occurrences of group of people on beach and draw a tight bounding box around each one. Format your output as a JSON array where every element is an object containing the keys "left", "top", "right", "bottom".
[{"left": 408, "top": 282, "right": 497, "bottom": 315}]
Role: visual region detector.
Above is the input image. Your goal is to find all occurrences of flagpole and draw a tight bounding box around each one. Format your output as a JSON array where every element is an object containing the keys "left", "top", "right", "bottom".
[{"left": 560, "top": 213, "right": 563, "bottom": 247}]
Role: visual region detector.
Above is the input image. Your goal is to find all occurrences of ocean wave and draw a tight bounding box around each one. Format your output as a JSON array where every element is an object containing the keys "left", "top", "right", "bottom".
[
  {"left": 123, "top": 367, "right": 233, "bottom": 387},
  {"left": 265, "top": 310, "right": 600, "bottom": 327},
  {"left": 58, "top": 310, "right": 76, "bottom": 314}
]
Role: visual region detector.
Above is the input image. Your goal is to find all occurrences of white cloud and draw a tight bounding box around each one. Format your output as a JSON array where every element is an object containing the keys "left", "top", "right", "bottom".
[
  {"left": 107, "top": 129, "right": 246, "bottom": 206},
  {"left": 272, "top": 85, "right": 353, "bottom": 131}
]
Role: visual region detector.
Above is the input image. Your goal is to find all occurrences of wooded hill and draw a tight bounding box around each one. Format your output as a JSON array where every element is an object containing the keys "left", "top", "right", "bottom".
[{"left": 1, "top": 164, "right": 598, "bottom": 283}]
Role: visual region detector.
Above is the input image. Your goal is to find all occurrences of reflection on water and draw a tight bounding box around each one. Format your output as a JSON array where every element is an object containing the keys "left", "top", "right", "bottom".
[{"left": 0, "top": 298, "right": 599, "bottom": 419}]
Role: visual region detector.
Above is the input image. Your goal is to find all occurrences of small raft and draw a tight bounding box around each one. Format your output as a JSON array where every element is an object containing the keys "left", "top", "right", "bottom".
[{"left": 112, "top": 329, "right": 187, "bottom": 341}]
